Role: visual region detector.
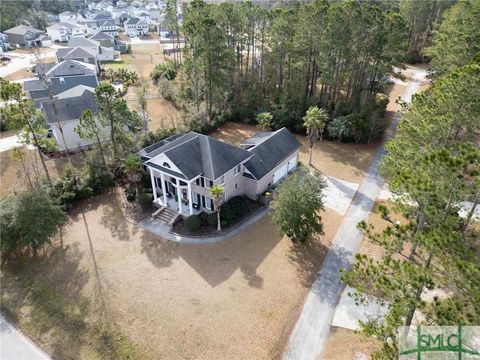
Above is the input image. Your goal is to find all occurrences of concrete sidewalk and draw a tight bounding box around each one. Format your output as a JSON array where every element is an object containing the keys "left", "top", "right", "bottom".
[
  {"left": 0, "top": 314, "right": 51, "bottom": 360},
  {"left": 283, "top": 68, "right": 427, "bottom": 360}
]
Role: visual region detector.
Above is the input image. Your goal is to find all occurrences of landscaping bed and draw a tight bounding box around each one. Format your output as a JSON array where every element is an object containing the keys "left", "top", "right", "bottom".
[{"left": 172, "top": 196, "right": 264, "bottom": 236}]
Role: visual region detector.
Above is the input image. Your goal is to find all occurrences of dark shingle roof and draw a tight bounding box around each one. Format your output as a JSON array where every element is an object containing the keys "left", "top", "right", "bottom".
[
  {"left": 125, "top": 17, "right": 141, "bottom": 25},
  {"left": 244, "top": 128, "right": 301, "bottom": 180},
  {"left": 23, "top": 79, "right": 48, "bottom": 92},
  {"left": 46, "top": 59, "right": 96, "bottom": 77},
  {"left": 34, "top": 62, "right": 56, "bottom": 76},
  {"left": 90, "top": 31, "right": 114, "bottom": 41},
  {"left": 144, "top": 132, "right": 252, "bottom": 180},
  {"left": 68, "top": 36, "right": 100, "bottom": 48},
  {"left": 4, "top": 25, "right": 43, "bottom": 35},
  {"left": 42, "top": 88, "right": 97, "bottom": 124}
]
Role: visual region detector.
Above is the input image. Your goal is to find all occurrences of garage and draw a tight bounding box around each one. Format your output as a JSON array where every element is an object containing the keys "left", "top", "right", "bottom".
[
  {"left": 288, "top": 155, "right": 297, "bottom": 172},
  {"left": 273, "top": 163, "right": 288, "bottom": 184}
]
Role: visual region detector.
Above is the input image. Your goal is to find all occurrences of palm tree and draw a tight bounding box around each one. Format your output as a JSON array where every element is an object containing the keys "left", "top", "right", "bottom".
[
  {"left": 210, "top": 185, "right": 224, "bottom": 231},
  {"left": 303, "top": 106, "right": 329, "bottom": 168},
  {"left": 122, "top": 154, "right": 143, "bottom": 196},
  {"left": 256, "top": 111, "right": 273, "bottom": 131}
]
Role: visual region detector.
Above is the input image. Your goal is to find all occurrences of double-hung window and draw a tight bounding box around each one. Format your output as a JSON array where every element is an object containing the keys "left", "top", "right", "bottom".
[{"left": 233, "top": 164, "right": 242, "bottom": 176}]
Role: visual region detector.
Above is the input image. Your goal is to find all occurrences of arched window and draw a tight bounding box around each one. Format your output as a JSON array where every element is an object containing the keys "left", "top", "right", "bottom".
[{"left": 162, "top": 162, "right": 171, "bottom": 168}]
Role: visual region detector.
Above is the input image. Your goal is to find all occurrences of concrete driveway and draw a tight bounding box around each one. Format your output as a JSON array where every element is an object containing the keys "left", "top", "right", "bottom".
[
  {"left": 0, "top": 314, "right": 51, "bottom": 360},
  {"left": 283, "top": 67, "right": 427, "bottom": 360}
]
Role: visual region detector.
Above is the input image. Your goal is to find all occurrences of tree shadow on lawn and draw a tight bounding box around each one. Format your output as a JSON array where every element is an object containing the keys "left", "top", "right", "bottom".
[
  {"left": 99, "top": 190, "right": 140, "bottom": 241},
  {"left": 287, "top": 236, "right": 330, "bottom": 288},
  {"left": 1, "top": 239, "right": 141, "bottom": 359},
  {"left": 1, "top": 243, "right": 91, "bottom": 359},
  {"left": 139, "top": 216, "right": 283, "bottom": 288}
]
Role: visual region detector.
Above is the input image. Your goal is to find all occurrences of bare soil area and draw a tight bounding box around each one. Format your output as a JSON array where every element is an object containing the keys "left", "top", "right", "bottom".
[{"left": 1, "top": 192, "right": 342, "bottom": 359}]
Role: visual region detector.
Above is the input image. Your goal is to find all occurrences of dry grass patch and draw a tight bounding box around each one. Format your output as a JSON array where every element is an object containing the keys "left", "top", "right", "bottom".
[
  {"left": 323, "top": 327, "right": 382, "bottom": 360},
  {"left": 212, "top": 122, "right": 378, "bottom": 183},
  {"left": 105, "top": 43, "right": 165, "bottom": 80},
  {"left": 4, "top": 68, "right": 34, "bottom": 81},
  {"left": 0, "top": 148, "right": 84, "bottom": 196},
  {"left": 1, "top": 192, "right": 342, "bottom": 359},
  {"left": 358, "top": 200, "right": 409, "bottom": 260}
]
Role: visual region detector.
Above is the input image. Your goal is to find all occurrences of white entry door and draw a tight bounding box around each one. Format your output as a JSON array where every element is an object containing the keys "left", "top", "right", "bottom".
[{"left": 273, "top": 164, "right": 288, "bottom": 184}]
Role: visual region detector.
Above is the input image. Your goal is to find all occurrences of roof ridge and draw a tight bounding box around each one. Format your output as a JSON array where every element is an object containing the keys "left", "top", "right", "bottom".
[
  {"left": 205, "top": 136, "right": 215, "bottom": 179},
  {"left": 248, "top": 128, "right": 282, "bottom": 150}
]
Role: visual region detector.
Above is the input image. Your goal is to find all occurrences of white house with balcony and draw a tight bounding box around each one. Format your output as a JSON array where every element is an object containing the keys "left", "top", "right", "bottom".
[
  {"left": 124, "top": 17, "right": 149, "bottom": 37},
  {"left": 139, "top": 129, "right": 301, "bottom": 223},
  {"left": 47, "top": 23, "right": 85, "bottom": 42}
]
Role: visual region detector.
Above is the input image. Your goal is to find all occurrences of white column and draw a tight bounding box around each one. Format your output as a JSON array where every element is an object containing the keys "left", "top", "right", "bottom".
[
  {"left": 149, "top": 167, "right": 157, "bottom": 202},
  {"left": 160, "top": 172, "right": 167, "bottom": 206},
  {"left": 187, "top": 182, "right": 193, "bottom": 215},
  {"left": 177, "top": 180, "right": 183, "bottom": 214}
]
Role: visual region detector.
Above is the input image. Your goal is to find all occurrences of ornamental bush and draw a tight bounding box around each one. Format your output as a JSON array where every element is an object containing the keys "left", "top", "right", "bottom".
[
  {"left": 207, "top": 212, "right": 218, "bottom": 227},
  {"left": 185, "top": 215, "right": 201, "bottom": 231},
  {"left": 138, "top": 192, "right": 153, "bottom": 210}
]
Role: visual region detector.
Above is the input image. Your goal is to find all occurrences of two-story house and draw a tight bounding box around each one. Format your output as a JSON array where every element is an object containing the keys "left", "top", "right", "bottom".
[
  {"left": 4, "top": 25, "right": 50, "bottom": 48},
  {"left": 139, "top": 128, "right": 301, "bottom": 217},
  {"left": 0, "top": 33, "right": 11, "bottom": 52},
  {"left": 66, "top": 36, "right": 121, "bottom": 62},
  {"left": 97, "top": 20, "right": 118, "bottom": 36},
  {"left": 59, "top": 11, "right": 78, "bottom": 24},
  {"left": 89, "top": 31, "right": 128, "bottom": 53},
  {"left": 41, "top": 85, "right": 100, "bottom": 152},
  {"left": 124, "top": 17, "right": 149, "bottom": 37},
  {"left": 47, "top": 23, "right": 85, "bottom": 42}
]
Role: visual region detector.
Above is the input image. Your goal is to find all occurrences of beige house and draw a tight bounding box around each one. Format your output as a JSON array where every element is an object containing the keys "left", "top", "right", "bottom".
[{"left": 140, "top": 128, "right": 301, "bottom": 217}]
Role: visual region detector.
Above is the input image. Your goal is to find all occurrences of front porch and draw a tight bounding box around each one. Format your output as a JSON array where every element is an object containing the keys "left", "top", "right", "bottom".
[{"left": 149, "top": 168, "right": 210, "bottom": 217}]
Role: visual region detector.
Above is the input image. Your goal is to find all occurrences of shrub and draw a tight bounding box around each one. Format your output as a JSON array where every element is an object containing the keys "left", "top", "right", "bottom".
[
  {"left": 185, "top": 215, "right": 201, "bottom": 231},
  {"left": 125, "top": 188, "right": 135, "bottom": 202},
  {"left": 220, "top": 202, "right": 236, "bottom": 222},
  {"left": 229, "top": 196, "right": 248, "bottom": 217},
  {"left": 150, "top": 61, "right": 176, "bottom": 82},
  {"left": 199, "top": 212, "right": 208, "bottom": 225},
  {"left": 158, "top": 78, "right": 177, "bottom": 102},
  {"left": 207, "top": 212, "right": 218, "bottom": 227},
  {"left": 138, "top": 192, "right": 153, "bottom": 210}
]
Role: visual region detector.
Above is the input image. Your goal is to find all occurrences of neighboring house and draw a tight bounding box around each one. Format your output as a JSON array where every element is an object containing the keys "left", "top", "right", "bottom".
[
  {"left": 4, "top": 25, "right": 47, "bottom": 48},
  {"left": 89, "top": 31, "right": 127, "bottom": 53},
  {"left": 41, "top": 85, "right": 98, "bottom": 152},
  {"left": 139, "top": 128, "right": 301, "bottom": 216},
  {"left": 67, "top": 36, "right": 121, "bottom": 62},
  {"left": 59, "top": 11, "right": 78, "bottom": 24},
  {"left": 136, "top": 11, "right": 150, "bottom": 24},
  {"left": 0, "top": 33, "right": 11, "bottom": 52},
  {"left": 47, "top": 23, "right": 85, "bottom": 42},
  {"left": 97, "top": 20, "right": 118, "bottom": 36},
  {"left": 25, "top": 59, "right": 98, "bottom": 104},
  {"left": 44, "top": 59, "right": 98, "bottom": 95},
  {"left": 56, "top": 46, "right": 100, "bottom": 71},
  {"left": 124, "top": 17, "right": 149, "bottom": 37},
  {"left": 116, "top": 0, "right": 127, "bottom": 8}
]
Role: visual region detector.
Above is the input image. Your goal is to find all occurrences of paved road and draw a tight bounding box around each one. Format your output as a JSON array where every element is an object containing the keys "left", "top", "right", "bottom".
[
  {"left": 0, "top": 314, "right": 51, "bottom": 360},
  {"left": 0, "top": 50, "right": 57, "bottom": 78},
  {"left": 0, "top": 135, "right": 21, "bottom": 153},
  {"left": 283, "top": 68, "right": 427, "bottom": 360}
]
